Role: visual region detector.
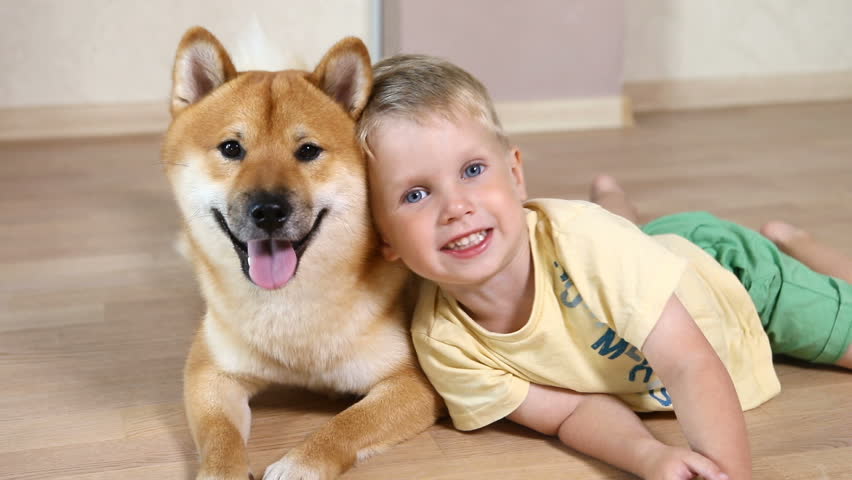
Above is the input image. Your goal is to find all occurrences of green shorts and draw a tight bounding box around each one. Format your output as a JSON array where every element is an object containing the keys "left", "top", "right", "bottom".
[{"left": 642, "top": 212, "right": 852, "bottom": 364}]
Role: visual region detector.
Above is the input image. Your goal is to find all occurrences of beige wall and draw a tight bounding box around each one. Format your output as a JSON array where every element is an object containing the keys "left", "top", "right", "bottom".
[
  {"left": 5, "top": 1, "right": 851, "bottom": 110},
  {"left": 383, "top": 0, "right": 624, "bottom": 102},
  {"left": 625, "top": 0, "right": 852, "bottom": 82},
  {"left": 0, "top": 0, "right": 373, "bottom": 109}
]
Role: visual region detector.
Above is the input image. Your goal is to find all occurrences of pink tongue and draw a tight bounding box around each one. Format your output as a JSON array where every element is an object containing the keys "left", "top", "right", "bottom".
[{"left": 247, "top": 239, "right": 298, "bottom": 290}]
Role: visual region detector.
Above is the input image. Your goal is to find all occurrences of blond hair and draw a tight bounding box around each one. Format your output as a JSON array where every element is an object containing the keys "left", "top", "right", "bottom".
[{"left": 357, "top": 54, "right": 508, "bottom": 157}]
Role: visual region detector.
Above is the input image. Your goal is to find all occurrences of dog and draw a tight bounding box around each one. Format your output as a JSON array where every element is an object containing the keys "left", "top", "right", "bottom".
[{"left": 162, "top": 27, "right": 444, "bottom": 480}]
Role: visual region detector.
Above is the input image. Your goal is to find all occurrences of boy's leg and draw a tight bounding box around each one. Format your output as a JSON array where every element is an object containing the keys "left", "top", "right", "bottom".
[
  {"left": 760, "top": 221, "right": 852, "bottom": 283},
  {"left": 643, "top": 211, "right": 852, "bottom": 369},
  {"left": 835, "top": 339, "right": 852, "bottom": 368},
  {"left": 761, "top": 221, "right": 852, "bottom": 368},
  {"left": 589, "top": 175, "right": 640, "bottom": 224}
]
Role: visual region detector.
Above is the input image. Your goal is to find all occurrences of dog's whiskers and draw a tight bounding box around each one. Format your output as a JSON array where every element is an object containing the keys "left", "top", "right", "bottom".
[
  {"left": 185, "top": 208, "right": 215, "bottom": 225},
  {"left": 159, "top": 161, "right": 190, "bottom": 168},
  {"left": 339, "top": 218, "right": 356, "bottom": 236}
]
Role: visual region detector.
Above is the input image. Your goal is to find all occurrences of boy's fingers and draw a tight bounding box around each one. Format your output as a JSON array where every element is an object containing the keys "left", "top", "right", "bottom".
[{"left": 685, "top": 453, "right": 728, "bottom": 480}]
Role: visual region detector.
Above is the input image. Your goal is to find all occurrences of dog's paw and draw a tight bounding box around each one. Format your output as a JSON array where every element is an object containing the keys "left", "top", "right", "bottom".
[{"left": 262, "top": 457, "right": 326, "bottom": 480}]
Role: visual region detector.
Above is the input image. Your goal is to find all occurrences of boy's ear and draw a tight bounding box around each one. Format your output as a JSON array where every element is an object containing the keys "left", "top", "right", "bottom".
[
  {"left": 510, "top": 147, "right": 528, "bottom": 201},
  {"left": 170, "top": 27, "right": 238, "bottom": 117},
  {"left": 311, "top": 37, "right": 373, "bottom": 120},
  {"left": 380, "top": 241, "right": 400, "bottom": 262}
]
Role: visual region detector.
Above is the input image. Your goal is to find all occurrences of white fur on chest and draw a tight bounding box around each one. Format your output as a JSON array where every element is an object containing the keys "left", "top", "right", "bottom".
[{"left": 204, "top": 288, "right": 411, "bottom": 395}]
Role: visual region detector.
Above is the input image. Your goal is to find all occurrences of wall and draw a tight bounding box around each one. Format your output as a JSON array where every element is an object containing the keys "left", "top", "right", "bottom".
[
  {"left": 383, "top": 0, "right": 624, "bottom": 102},
  {"left": 0, "top": 0, "right": 372, "bottom": 109},
  {"left": 625, "top": 0, "right": 852, "bottom": 82},
  {"left": 381, "top": 0, "right": 628, "bottom": 132},
  {"left": 8, "top": 1, "right": 850, "bottom": 134}
]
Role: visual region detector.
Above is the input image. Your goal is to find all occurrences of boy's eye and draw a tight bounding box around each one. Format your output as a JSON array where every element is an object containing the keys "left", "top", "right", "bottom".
[
  {"left": 404, "top": 189, "right": 428, "bottom": 204},
  {"left": 464, "top": 163, "right": 484, "bottom": 178}
]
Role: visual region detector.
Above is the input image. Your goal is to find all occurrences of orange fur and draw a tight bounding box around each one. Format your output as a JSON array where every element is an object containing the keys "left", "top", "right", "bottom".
[{"left": 163, "top": 27, "right": 443, "bottom": 480}]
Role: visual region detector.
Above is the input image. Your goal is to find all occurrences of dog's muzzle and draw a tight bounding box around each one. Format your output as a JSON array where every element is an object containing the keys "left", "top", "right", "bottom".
[{"left": 212, "top": 205, "right": 327, "bottom": 290}]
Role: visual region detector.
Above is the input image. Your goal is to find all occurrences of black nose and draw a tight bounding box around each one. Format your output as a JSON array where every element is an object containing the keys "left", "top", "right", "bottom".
[{"left": 248, "top": 196, "right": 290, "bottom": 234}]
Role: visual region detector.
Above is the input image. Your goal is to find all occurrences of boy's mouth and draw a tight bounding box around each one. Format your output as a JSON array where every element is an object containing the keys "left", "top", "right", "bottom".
[{"left": 442, "top": 229, "right": 492, "bottom": 257}]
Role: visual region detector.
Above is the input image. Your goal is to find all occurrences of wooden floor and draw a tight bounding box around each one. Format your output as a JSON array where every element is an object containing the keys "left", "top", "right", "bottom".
[{"left": 1, "top": 101, "right": 850, "bottom": 480}]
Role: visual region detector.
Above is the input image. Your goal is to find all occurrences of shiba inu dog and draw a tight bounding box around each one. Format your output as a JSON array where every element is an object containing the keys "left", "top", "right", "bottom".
[{"left": 162, "top": 27, "right": 443, "bottom": 480}]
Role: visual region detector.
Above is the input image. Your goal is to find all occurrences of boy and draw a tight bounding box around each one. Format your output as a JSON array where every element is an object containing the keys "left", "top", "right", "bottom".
[{"left": 357, "top": 54, "right": 852, "bottom": 480}]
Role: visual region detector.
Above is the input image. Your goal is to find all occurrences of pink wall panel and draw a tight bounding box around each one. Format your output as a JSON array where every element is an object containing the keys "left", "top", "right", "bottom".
[{"left": 383, "top": 0, "right": 624, "bottom": 102}]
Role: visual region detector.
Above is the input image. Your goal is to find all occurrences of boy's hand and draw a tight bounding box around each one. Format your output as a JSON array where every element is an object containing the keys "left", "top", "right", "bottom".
[
  {"left": 642, "top": 295, "right": 752, "bottom": 479},
  {"left": 640, "top": 444, "right": 729, "bottom": 480}
]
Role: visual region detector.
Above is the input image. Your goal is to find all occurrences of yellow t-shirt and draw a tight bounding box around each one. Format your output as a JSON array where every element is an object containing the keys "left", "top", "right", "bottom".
[{"left": 412, "top": 199, "right": 780, "bottom": 431}]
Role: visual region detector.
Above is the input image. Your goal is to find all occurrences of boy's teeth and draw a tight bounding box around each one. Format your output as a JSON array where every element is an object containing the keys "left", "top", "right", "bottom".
[{"left": 445, "top": 230, "right": 487, "bottom": 250}]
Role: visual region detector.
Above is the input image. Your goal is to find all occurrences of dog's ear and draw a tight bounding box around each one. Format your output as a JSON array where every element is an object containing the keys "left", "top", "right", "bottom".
[
  {"left": 312, "top": 37, "right": 373, "bottom": 119},
  {"left": 170, "top": 27, "right": 237, "bottom": 117}
]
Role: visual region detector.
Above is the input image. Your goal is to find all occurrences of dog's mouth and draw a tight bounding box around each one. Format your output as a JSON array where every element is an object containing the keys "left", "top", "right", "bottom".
[{"left": 212, "top": 208, "right": 327, "bottom": 290}]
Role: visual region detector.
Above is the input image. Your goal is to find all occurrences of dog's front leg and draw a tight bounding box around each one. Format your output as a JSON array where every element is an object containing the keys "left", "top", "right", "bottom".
[
  {"left": 263, "top": 367, "right": 444, "bottom": 480},
  {"left": 185, "top": 335, "right": 267, "bottom": 480}
]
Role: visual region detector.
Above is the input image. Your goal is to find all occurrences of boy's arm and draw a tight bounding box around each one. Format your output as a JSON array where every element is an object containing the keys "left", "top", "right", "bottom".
[
  {"left": 642, "top": 294, "right": 752, "bottom": 480},
  {"left": 507, "top": 384, "right": 726, "bottom": 479}
]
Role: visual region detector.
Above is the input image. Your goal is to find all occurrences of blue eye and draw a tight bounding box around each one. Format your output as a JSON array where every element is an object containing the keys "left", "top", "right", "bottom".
[
  {"left": 464, "top": 163, "right": 484, "bottom": 178},
  {"left": 404, "top": 189, "right": 428, "bottom": 204}
]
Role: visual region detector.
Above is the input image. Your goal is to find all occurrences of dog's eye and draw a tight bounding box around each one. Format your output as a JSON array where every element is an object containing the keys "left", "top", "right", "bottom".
[
  {"left": 218, "top": 140, "right": 245, "bottom": 160},
  {"left": 295, "top": 143, "right": 322, "bottom": 162}
]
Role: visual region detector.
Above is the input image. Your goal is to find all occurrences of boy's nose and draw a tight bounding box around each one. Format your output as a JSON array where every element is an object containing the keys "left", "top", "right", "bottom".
[{"left": 440, "top": 195, "right": 475, "bottom": 224}]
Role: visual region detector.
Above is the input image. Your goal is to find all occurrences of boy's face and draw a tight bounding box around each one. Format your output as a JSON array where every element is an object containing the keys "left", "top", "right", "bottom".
[{"left": 368, "top": 112, "right": 529, "bottom": 287}]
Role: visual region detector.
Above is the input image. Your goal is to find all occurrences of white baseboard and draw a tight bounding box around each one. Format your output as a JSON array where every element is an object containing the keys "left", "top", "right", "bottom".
[
  {"left": 625, "top": 71, "right": 852, "bottom": 113},
  {"left": 5, "top": 71, "right": 852, "bottom": 141},
  {"left": 0, "top": 102, "right": 170, "bottom": 142},
  {"left": 496, "top": 96, "right": 633, "bottom": 135},
  {"left": 0, "top": 96, "right": 633, "bottom": 142}
]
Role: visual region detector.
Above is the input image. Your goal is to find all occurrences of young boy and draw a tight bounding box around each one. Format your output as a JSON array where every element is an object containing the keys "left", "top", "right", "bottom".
[{"left": 357, "top": 54, "right": 852, "bottom": 480}]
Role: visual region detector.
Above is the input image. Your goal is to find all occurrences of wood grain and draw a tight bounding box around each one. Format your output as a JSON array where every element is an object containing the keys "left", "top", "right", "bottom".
[{"left": 1, "top": 102, "right": 850, "bottom": 479}]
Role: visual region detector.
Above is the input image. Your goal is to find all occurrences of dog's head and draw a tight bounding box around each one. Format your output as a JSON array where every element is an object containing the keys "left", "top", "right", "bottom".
[{"left": 163, "top": 27, "right": 373, "bottom": 290}]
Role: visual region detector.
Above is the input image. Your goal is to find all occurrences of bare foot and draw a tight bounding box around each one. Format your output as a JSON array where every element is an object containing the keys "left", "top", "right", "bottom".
[
  {"left": 761, "top": 220, "right": 852, "bottom": 284},
  {"left": 590, "top": 174, "right": 625, "bottom": 202},
  {"left": 759, "top": 221, "right": 811, "bottom": 248},
  {"left": 589, "top": 174, "right": 640, "bottom": 223}
]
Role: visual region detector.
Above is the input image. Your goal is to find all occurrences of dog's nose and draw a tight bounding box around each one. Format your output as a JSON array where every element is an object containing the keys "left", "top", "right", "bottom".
[{"left": 249, "top": 199, "right": 290, "bottom": 234}]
